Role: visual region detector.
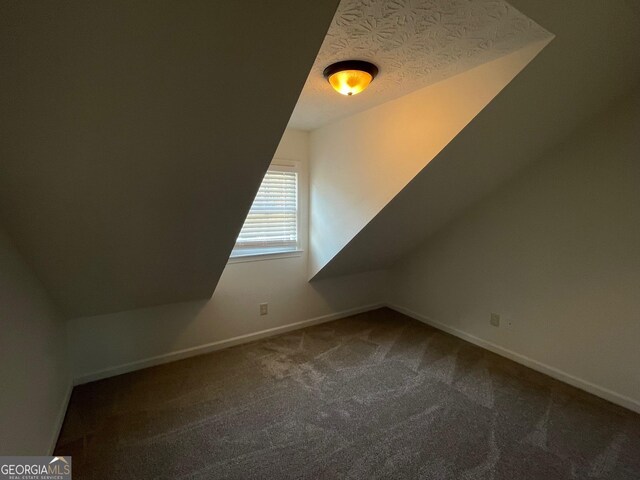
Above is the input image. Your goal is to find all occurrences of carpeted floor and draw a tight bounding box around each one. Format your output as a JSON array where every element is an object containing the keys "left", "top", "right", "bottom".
[{"left": 55, "top": 308, "right": 640, "bottom": 479}]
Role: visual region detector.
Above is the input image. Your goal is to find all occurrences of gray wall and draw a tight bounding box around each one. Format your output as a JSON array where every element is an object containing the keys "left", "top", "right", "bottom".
[
  {"left": 0, "top": 0, "right": 338, "bottom": 318},
  {"left": 388, "top": 86, "right": 640, "bottom": 410},
  {"left": 0, "top": 228, "right": 71, "bottom": 454}
]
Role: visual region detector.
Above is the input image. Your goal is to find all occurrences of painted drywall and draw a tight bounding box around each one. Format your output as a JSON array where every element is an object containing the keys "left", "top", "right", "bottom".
[
  {"left": 0, "top": 0, "right": 338, "bottom": 318},
  {"left": 68, "top": 130, "right": 386, "bottom": 382},
  {"left": 387, "top": 86, "right": 640, "bottom": 410},
  {"left": 312, "top": 0, "right": 640, "bottom": 280},
  {"left": 308, "top": 40, "right": 550, "bottom": 279},
  {"left": 0, "top": 228, "right": 71, "bottom": 454}
]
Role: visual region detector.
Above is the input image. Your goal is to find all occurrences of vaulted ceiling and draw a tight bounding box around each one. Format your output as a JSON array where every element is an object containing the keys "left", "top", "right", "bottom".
[
  {"left": 308, "top": 41, "right": 550, "bottom": 279},
  {"left": 2, "top": 0, "right": 637, "bottom": 317},
  {"left": 313, "top": 0, "right": 640, "bottom": 279},
  {"left": 0, "top": 0, "right": 339, "bottom": 317},
  {"left": 304, "top": 0, "right": 553, "bottom": 279}
]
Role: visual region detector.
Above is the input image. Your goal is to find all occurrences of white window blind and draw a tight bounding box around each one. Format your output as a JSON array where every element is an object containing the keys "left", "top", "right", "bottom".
[{"left": 232, "top": 167, "right": 298, "bottom": 256}]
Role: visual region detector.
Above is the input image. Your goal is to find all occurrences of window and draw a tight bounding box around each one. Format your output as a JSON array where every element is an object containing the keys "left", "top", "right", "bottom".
[{"left": 231, "top": 165, "right": 299, "bottom": 258}]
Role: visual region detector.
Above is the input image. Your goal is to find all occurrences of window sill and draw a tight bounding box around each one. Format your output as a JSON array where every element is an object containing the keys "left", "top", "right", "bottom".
[{"left": 227, "top": 250, "right": 303, "bottom": 264}]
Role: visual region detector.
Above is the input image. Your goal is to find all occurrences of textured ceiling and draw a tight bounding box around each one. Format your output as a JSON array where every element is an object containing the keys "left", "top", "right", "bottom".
[
  {"left": 312, "top": 0, "right": 640, "bottom": 279},
  {"left": 289, "top": 0, "right": 551, "bottom": 130}
]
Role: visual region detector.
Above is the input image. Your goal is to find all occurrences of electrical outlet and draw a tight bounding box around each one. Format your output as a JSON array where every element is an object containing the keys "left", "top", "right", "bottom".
[
  {"left": 490, "top": 313, "right": 500, "bottom": 327},
  {"left": 260, "top": 303, "right": 268, "bottom": 316}
]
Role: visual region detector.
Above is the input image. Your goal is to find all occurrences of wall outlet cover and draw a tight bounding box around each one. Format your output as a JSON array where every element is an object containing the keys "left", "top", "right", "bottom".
[{"left": 490, "top": 313, "right": 500, "bottom": 327}]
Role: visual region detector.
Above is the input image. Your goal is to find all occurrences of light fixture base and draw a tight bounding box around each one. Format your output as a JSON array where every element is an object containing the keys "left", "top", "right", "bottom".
[
  {"left": 323, "top": 60, "right": 379, "bottom": 96},
  {"left": 322, "top": 60, "right": 379, "bottom": 80}
]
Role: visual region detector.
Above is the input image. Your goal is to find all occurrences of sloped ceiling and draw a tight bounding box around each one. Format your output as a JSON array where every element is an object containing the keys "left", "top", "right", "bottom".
[
  {"left": 314, "top": 0, "right": 640, "bottom": 279},
  {"left": 0, "top": 0, "right": 338, "bottom": 317},
  {"left": 289, "top": 0, "right": 550, "bottom": 130},
  {"left": 308, "top": 41, "right": 550, "bottom": 279}
]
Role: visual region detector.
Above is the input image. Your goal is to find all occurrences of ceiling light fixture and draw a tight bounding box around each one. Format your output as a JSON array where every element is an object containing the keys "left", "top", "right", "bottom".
[{"left": 323, "top": 60, "right": 379, "bottom": 96}]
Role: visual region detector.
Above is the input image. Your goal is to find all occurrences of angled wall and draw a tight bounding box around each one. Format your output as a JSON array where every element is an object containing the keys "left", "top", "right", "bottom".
[
  {"left": 387, "top": 86, "right": 640, "bottom": 411},
  {"left": 0, "top": 0, "right": 338, "bottom": 317},
  {"left": 0, "top": 228, "right": 71, "bottom": 454},
  {"left": 66, "top": 130, "right": 387, "bottom": 384},
  {"left": 312, "top": 0, "right": 640, "bottom": 280},
  {"left": 308, "top": 40, "right": 550, "bottom": 278}
]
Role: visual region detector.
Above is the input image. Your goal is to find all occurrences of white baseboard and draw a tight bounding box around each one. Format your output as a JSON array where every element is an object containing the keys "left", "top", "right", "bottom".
[
  {"left": 49, "top": 380, "right": 73, "bottom": 454},
  {"left": 74, "top": 303, "right": 383, "bottom": 386},
  {"left": 386, "top": 303, "right": 640, "bottom": 415}
]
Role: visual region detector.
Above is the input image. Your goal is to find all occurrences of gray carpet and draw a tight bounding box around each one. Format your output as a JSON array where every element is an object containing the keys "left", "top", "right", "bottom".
[{"left": 55, "top": 308, "right": 640, "bottom": 479}]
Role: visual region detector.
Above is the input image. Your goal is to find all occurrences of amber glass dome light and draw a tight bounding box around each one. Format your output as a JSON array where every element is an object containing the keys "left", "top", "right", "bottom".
[{"left": 323, "top": 60, "right": 379, "bottom": 96}]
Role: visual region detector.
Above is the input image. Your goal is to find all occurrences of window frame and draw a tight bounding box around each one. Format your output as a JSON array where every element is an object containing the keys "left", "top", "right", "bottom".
[{"left": 228, "top": 161, "right": 302, "bottom": 262}]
